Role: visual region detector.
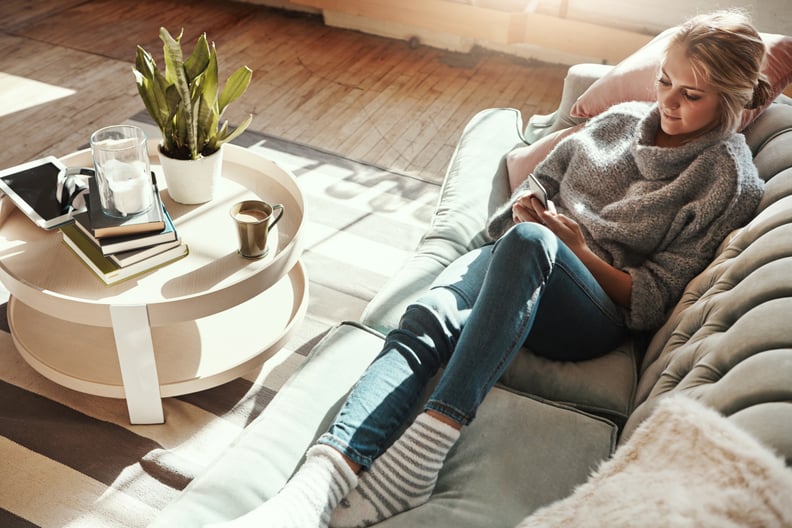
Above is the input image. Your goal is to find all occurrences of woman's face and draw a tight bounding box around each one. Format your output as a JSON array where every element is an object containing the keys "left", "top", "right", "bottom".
[{"left": 655, "top": 44, "right": 721, "bottom": 146}]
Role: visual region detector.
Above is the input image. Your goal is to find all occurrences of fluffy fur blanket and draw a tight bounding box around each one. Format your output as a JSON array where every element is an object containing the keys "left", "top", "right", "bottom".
[{"left": 516, "top": 395, "right": 792, "bottom": 528}]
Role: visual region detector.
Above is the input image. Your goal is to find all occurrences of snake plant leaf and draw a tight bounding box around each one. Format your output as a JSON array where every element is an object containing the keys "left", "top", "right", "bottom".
[
  {"left": 203, "top": 45, "right": 220, "bottom": 113},
  {"left": 183, "top": 33, "right": 212, "bottom": 83},
  {"left": 133, "top": 47, "right": 169, "bottom": 131},
  {"left": 215, "top": 113, "right": 253, "bottom": 148},
  {"left": 194, "top": 95, "right": 220, "bottom": 157},
  {"left": 160, "top": 27, "right": 198, "bottom": 159},
  {"left": 160, "top": 28, "right": 184, "bottom": 86},
  {"left": 133, "top": 70, "right": 164, "bottom": 130},
  {"left": 218, "top": 65, "right": 253, "bottom": 116},
  {"left": 193, "top": 47, "right": 219, "bottom": 135}
]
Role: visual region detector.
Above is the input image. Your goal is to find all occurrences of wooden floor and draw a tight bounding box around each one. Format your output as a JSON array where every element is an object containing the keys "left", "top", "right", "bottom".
[{"left": 0, "top": 0, "right": 567, "bottom": 184}]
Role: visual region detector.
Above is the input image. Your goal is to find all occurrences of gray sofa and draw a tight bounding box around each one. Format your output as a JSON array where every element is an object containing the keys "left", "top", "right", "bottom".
[{"left": 152, "top": 65, "right": 792, "bottom": 527}]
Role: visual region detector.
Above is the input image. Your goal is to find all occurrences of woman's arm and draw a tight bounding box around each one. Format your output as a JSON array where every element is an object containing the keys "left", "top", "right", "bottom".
[
  {"left": 573, "top": 245, "right": 633, "bottom": 308},
  {"left": 506, "top": 124, "right": 584, "bottom": 192},
  {"left": 488, "top": 125, "right": 584, "bottom": 240}
]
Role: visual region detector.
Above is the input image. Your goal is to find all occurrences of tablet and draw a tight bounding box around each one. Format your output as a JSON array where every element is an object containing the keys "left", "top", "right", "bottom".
[{"left": 0, "top": 156, "right": 85, "bottom": 229}]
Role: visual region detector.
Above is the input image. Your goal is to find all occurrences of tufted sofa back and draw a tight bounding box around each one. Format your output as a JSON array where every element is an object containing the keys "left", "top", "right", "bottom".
[{"left": 623, "top": 102, "right": 792, "bottom": 462}]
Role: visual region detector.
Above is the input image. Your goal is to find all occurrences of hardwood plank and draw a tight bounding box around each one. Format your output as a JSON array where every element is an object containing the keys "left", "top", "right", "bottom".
[
  {"left": 297, "top": 87, "right": 368, "bottom": 150},
  {"left": 0, "top": 0, "right": 566, "bottom": 184},
  {"left": 0, "top": 0, "right": 87, "bottom": 30},
  {"left": 406, "top": 71, "right": 488, "bottom": 172},
  {"left": 6, "top": 0, "right": 260, "bottom": 61}
]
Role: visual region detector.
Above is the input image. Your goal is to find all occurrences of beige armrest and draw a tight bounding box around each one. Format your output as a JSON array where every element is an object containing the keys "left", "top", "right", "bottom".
[{"left": 525, "top": 63, "right": 614, "bottom": 142}]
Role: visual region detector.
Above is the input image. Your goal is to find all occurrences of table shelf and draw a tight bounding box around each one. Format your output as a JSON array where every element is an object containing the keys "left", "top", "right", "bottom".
[{"left": 8, "top": 262, "right": 307, "bottom": 399}]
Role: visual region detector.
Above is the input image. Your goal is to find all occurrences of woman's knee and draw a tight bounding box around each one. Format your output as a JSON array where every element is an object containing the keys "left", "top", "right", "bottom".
[
  {"left": 502, "top": 221, "right": 556, "bottom": 247},
  {"left": 493, "top": 222, "right": 557, "bottom": 272},
  {"left": 390, "top": 290, "right": 467, "bottom": 364},
  {"left": 402, "top": 288, "right": 468, "bottom": 338}
]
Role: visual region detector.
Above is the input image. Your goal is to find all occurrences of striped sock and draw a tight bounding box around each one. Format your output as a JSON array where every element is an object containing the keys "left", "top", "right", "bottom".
[
  {"left": 209, "top": 444, "right": 357, "bottom": 528},
  {"left": 330, "top": 412, "right": 461, "bottom": 527}
]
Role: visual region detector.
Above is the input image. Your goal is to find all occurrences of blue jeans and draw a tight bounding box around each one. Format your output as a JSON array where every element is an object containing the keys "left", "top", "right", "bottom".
[{"left": 318, "top": 223, "right": 628, "bottom": 468}]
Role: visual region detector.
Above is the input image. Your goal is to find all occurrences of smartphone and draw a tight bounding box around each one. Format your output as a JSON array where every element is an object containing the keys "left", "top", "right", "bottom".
[{"left": 527, "top": 173, "right": 548, "bottom": 209}]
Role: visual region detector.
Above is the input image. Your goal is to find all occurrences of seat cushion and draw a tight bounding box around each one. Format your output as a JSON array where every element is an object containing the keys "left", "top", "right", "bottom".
[
  {"left": 152, "top": 321, "right": 617, "bottom": 527},
  {"left": 500, "top": 337, "right": 641, "bottom": 427},
  {"left": 372, "top": 388, "right": 617, "bottom": 528}
]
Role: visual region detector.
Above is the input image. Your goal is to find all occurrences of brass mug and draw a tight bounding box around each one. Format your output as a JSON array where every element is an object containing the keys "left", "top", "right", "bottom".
[{"left": 230, "top": 200, "right": 285, "bottom": 259}]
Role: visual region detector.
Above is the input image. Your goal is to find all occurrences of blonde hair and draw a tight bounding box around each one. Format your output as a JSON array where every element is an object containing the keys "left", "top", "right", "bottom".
[{"left": 665, "top": 10, "right": 773, "bottom": 135}]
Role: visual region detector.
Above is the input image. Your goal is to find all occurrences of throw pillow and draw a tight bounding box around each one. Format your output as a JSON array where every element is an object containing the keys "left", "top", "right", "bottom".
[
  {"left": 514, "top": 395, "right": 792, "bottom": 528},
  {"left": 570, "top": 28, "right": 792, "bottom": 131},
  {"left": 506, "top": 125, "right": 582, "bottom": 192}
]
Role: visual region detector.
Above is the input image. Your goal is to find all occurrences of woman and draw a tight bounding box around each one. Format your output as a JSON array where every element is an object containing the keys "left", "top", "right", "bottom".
[{"left": 216, "top": 10, "right": 771, "bottom": 528}]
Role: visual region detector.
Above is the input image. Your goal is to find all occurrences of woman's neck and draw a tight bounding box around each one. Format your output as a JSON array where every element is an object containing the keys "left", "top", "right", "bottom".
[
  {"left": 654, "top": 122, "right": 723, "bottom": 148},
  {"left": 655, "top": 129, "right": 691, "bottom": 148}
]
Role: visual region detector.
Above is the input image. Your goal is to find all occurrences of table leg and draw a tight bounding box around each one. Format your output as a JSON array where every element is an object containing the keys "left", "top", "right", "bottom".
[{"left": 109, "top": 304, "right": 164, "bottom": 424}]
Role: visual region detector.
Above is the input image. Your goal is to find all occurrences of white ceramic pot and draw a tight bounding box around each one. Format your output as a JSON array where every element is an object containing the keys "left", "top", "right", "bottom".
[{"left": 158, "top": 145, "right": 224, "bottom": 204}]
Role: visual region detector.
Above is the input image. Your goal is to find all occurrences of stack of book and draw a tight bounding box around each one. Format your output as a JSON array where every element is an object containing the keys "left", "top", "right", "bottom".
[{"left": 60, "top": 178, "right": 189, "bottom": 285}]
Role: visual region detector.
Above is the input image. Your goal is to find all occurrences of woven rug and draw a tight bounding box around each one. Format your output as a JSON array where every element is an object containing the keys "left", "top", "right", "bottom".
[{"left": 0, "top": 118, "right": 440, "bottom": 528}]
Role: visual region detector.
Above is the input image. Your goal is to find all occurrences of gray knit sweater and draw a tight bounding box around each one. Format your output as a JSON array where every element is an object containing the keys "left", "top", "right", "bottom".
[{"left": 487, "top": 102, "right": 764, "bottom": 331}]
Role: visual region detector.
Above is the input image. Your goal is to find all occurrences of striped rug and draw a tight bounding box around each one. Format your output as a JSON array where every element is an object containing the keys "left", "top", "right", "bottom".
[{"left": 0, "top": 120, "right": 441, "bottom": 527}]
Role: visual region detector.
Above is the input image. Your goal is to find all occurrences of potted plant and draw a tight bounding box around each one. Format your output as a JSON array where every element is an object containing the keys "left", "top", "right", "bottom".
[{"left": 133, "top": 27, "right": 253, "bottom": 204}]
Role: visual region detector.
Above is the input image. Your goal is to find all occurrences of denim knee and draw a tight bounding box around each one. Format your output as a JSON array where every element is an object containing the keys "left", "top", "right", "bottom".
[
  {"left": 496, "top": 222, "right": 557, "bottom": 256},
  {"left": 392, "top": 288, "right": 469, "bottom": 370},
  {"left": 490, "top": 223, "right": 556, "bottom": 284}
]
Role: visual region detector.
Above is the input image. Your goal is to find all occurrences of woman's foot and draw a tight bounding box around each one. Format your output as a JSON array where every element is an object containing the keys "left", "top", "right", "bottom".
[
  {"left": 330, "top": 412, "right": 461, "bottom": 527},
  {"left": 208, "top": 444, "right": 357, "bottom": 528}
]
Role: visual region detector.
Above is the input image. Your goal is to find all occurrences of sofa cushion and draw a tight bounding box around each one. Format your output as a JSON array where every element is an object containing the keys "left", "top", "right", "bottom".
[
  {"left": 506, "top": 125, "right": 582, "bottom": 192},
  {"left": 366, "top": 388, "right": 617, "bottom": 528},
  {"left": 744, "top": 102, "right": 792, "bottom": 181},
  {"left": 152, "top": 321, "right": 617, "bottom": 528},
  {"left": 743, "top": 97, "right": 792, "bottom": 157},
  {"left": 523, "top": 63, "right": 610, "bottom": 143},
  {"left": 500, "top": 337, "right": 640, "bottom": 428}
]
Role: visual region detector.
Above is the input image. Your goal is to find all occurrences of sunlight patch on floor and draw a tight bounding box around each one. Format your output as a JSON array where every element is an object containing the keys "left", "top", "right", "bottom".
[{"left": 0, "top": 73, "right": 76, "bottom": 117}]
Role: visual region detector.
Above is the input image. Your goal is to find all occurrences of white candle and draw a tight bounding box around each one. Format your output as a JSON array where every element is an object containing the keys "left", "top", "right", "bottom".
[{"left": 104, "top": 158, "right": 151, "bottom": 216}]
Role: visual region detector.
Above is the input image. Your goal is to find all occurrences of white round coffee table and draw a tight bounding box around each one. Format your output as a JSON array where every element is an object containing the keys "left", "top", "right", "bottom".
[{"left": 0, "top": 143, "right": 307, "bottom": 424}]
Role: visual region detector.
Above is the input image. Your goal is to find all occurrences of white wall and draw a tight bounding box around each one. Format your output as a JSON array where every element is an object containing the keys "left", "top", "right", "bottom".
[
  {"left": 535, "top": 0, "right": 792, "bottom": 35},
  {"left": 239, "top": 0, "right": 791, "bottom": 65}
]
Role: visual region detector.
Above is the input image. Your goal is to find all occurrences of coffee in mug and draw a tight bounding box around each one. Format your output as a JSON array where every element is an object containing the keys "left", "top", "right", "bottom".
[{"left": 230, "top": 200, "right": 284, "bottom": 258}]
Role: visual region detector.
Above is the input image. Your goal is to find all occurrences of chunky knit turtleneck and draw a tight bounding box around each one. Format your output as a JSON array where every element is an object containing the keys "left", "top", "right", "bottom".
[{"left": 487, "top": 102, "right": 764, "bottom": 331}]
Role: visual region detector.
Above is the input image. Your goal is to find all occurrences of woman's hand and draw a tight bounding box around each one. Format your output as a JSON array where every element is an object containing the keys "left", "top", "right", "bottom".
[
  {"left": 538, "top": 208, "right": 588, "bottom": 257},
  {"left": 537, "top": 206, "right": 633, "bottom": 308},
  {"left": 512, "top": 191, "right": 555, "bottom": 225},
  {"left": 513, "top": 193, "right": 587, "bottom": 256},
  {"left": 513, "top": 192, "right": 586, "bottom": 250}
]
